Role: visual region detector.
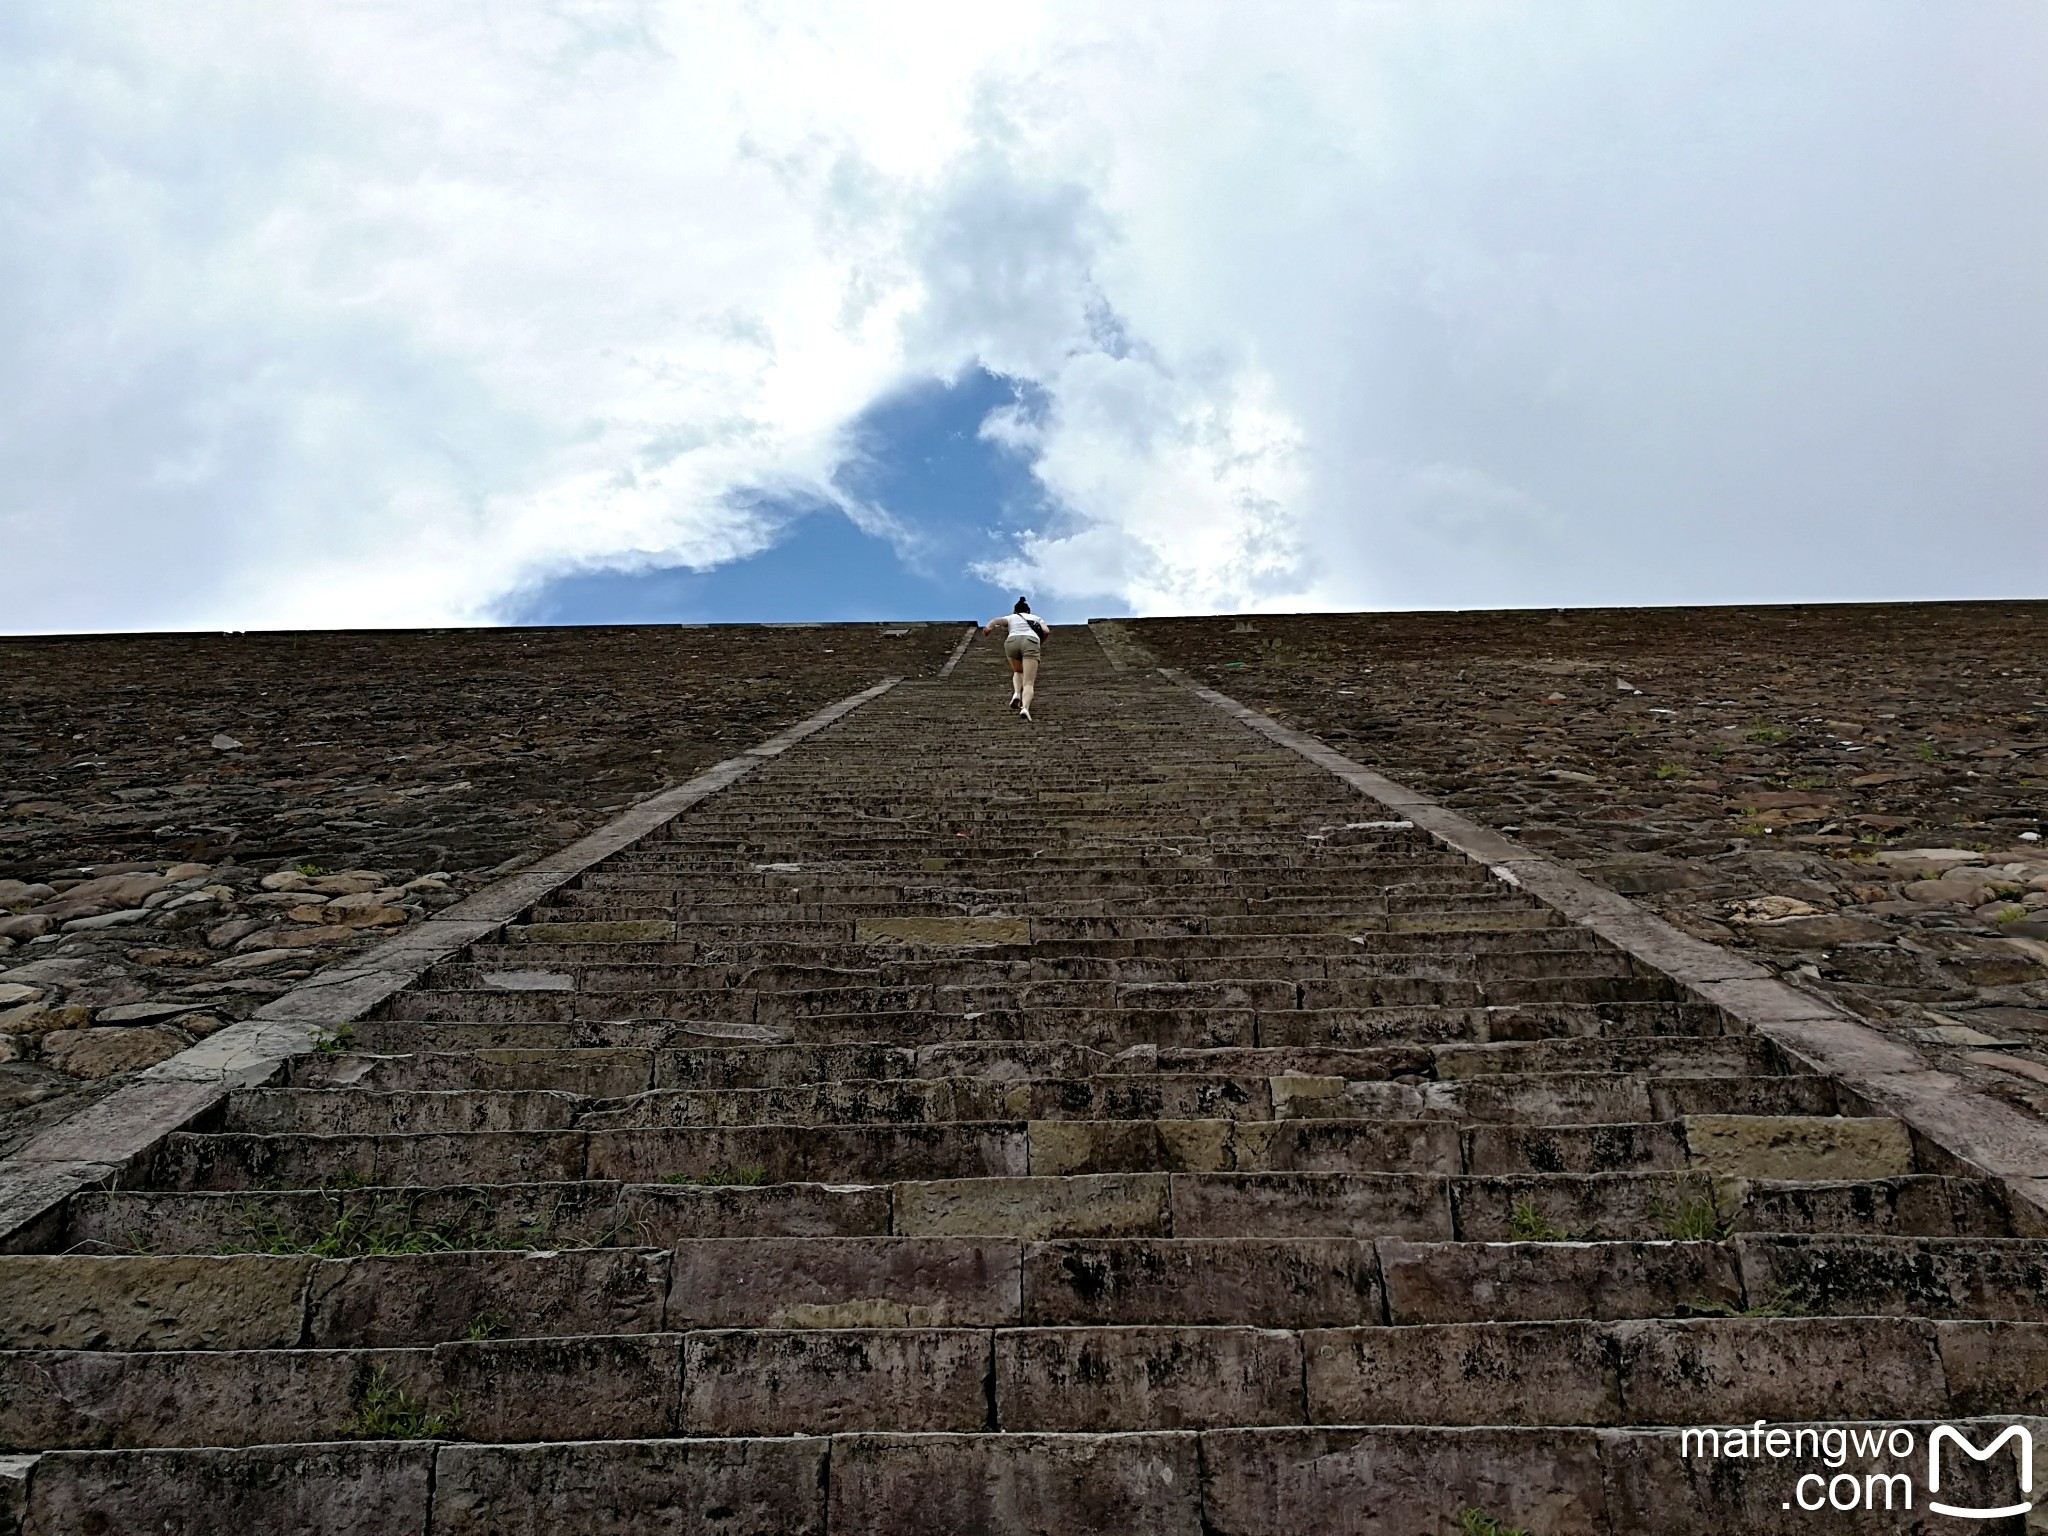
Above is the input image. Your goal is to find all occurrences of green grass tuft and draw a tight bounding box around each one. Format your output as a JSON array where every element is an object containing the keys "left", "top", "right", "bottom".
[
  {"left": 1654, "top": 1184, "right": 1734, "bottom": 1243},
  {"left": 340, "top": 1367, "right": 461, "bottom": 1440},
  {"left": 1506, "top": 1199, "right": 1573, "bottom": 1242},
  {"left": 661, "top": 1164, "right": 771, "bottom": 1187},
  {"left": 1458, "top": 1510, "right": 1532, "bottom": 1536}
]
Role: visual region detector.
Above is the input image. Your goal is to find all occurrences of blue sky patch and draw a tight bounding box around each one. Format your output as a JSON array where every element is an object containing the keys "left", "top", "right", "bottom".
[{"left": 505, "top": 367, "right": 1048, "bottom": 626}]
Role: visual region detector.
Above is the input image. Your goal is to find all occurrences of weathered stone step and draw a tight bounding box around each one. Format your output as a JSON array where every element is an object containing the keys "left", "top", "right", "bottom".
[
  {"left": 540, "top": 889, "right": 1546, "bottom": 922},
  {"left": 1284, "top": 1072, "right": 1838, "bottom": 1126},
  {"left": 336, "top": 999, "right": 1728, "bottom": 1056},
  {"left": 13, "top": 1419, "right": 2041, "bottom": 1536},
  {"left": 143, "top": 1109, "right": 1900, "bottom": 1193},
  {"left": 289, "top": 1048, "right": 662, "bottom": 1097},
  {"left": 575, "top": 1075, "right": 1278, "bottom": 1130},
  {"left": 428, "top": 943, "right": 1631, "bottom": 992},
  {"left": 12, "top": 1235, "right": 2047, "bottom": 1357},
  {"left": 592, "top": 849, "right": 1460, "bottom": 877},
  {"left": 502, "top": 907, "right": 1569, "bottom": 945},
  {"left": 481, "top": 925, "right": 1611, "bottom": 966},
  {"left": 61, "top": 1170, "right": 2014, "bottom": 1257},
  {"left": 5, "top": 1316, "right": 2033, "bottom": 1452},
  {"left": 301, "top": 1037, "right": 1750, "bottom": 1097},
  {"left": 375, "top": 971, "right": 1674, "bottom": 1027},
  {"left": 223, "top": 1091, "right": 586, "bottom": 1136}
]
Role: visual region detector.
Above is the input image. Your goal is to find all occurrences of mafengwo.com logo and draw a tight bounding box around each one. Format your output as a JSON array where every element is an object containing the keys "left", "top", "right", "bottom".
[{"left": 1680, "top": 1420, "right": 2033, "bottom": 1519}]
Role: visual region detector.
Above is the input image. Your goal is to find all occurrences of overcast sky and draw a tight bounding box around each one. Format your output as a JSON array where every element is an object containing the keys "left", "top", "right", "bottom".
[{"left": 3, "top": 1, "right": 2043, "bottom": 633}]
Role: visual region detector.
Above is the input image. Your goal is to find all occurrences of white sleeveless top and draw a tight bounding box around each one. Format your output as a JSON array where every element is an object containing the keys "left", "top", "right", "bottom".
[{"left": 1003, "top": 613, "right": 1043, "bottom": 637}]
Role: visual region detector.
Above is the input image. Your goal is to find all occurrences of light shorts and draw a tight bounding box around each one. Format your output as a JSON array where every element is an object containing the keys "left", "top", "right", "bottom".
[{"left": 1004, "top": 633, "right": 1041, "bottom": 660}]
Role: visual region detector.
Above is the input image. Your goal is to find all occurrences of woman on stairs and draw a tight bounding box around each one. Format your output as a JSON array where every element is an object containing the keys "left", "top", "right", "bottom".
[{"left": 985, "top": 598, "right": 1049, "bottom": 720}]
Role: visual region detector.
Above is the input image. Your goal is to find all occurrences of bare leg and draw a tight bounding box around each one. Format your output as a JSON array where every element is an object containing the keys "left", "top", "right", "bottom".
[
  {"left": 1008, "top": 656, "right": 1023, "bottom": 705},
  {"left": 1020, "top": 655, "right": 1039, "bottom": 717}
]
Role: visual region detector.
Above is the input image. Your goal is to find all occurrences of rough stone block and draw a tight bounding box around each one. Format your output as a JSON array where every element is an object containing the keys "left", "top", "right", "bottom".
[
  {"left": 1199, "top": 1426, "right": 1610, "bottom": 1535},
  {"left": 1598, "top": 1423, "right": 2035, "bottom": 1535},
  {"left": 856, "top": 917, "right": 1029, "bottom": 946},
  {"left": 1022, "top": 1239, "right": 1379, "bottom": 1327},
  {"left": 894, "top": 1174, "right": 1170, "bottom": 1239},
  {"left": 0, "top": 1255, "right": 311, "bottom": 1351},
  {"left": 1378, "top": 1239, "right": 1742, "bottom": 1323},
  {"left": 1304, "top": 1322, "right": 1620, "bottom": 1426},
  {"left": 1230, "top": 1119, "right": 1462, "bottom": 1174},
  {"left": 997, "top": 1326, "right": 1303, "bottom": 1431},
  {"left": 1683, "top": 1115, "right": 1917, "bottom": 1180},
  {"left": 0, "top": 1455, "right": 27, "bottom": 1536},
  {"left": 1171, "top": 1172, "right": 1453, "bottom": 1239},
  {"left": 682, "top": 1329, "right": 990, "bottom": 1435},
  {"left": 1936, "top": 1321, "right": 2048, "bottom": 1415},
  {"left": 1735, "top": 1235, "right": 2048, "bottom": 1320},
  {"left": 827, "top": 1431, "right": 1202, "bottom": 1535},
  {"left": 433, "top": 1335, "right": 683, "bottom": 1441},
  {"left": 0, "top": 1348, "right": 357, "bottom": 1448},
  {"left": 669, "top": 1239, "right": 1021, "bottom": 1328},
  {"left": 24, "top": 1443, "right": 433, "bottom": 1536},
  {"left": 511, "top": 921, "right": 676, "bottom": 943},
  {"left": 1610, "top": 1317, "right": 1949, "bottom": 1424},
  {"left": 305, "top": 1248, "right": 669, "bottom": 1346},
  {"left": 1027, "top": 1120, "right": 1231, "bottom": 1176},
  {"left": 432, "top": 1437, "right": 828, "bottom": 1535},
  {"left": 1464, "top": 1122, "right": 1688, "bottom": 1176},
  {"left": 615, "top": 1182, "right": 890, "bottom": 1242}
]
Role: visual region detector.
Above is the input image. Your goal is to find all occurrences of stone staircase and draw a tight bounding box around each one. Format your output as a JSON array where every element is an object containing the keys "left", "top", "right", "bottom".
[{"left": 2, "top": 630, "right": 2043, "bottom": 1533}]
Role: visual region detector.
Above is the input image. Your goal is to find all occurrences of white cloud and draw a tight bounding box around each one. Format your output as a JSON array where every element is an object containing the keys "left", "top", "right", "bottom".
[{"left": 2, "top": 0, "right": 2044, "bottom": 632}]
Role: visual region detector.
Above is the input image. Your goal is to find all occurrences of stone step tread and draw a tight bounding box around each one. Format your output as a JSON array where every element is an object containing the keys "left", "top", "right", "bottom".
[
  {"left": 335, "top": 1000, "right": 1736, "bottom": 1056},
  {"left": 146, "top": 1113, "right": 1918, "bottom": 1190},
  {"left": 284, "top": 1035, "right": 1771, "bottom": 1096},
  {"left": 3, "top": 1316, "right": 2038, "bottom": 1451},
  {"left": 7, "top": 1236, "right": 2045, "bottom": 1350},
  {"left": 231, "top": 1068, "right": 1829, "bottom": 1135},
  {"left": 12, "top": 1419, "right": 2044, "bottom": 1536},
  {"left": 60, "top": 1172, "right": 2019, "bottom": 1256}
]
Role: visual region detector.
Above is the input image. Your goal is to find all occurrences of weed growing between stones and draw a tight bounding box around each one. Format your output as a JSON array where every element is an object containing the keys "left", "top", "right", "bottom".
[
  {"left": 661, "top": 1164, "right": 770, "bottom": 1186},
  {"left": 465, "top": 1310, "right": 506, "bottom": 1340},
  {"left": 1457, "top": 1510, "right": 1530, "bottom": 1536},
  {"left": 1676, "top": 1288, "right": 1809, "bottom": 1320},
  {"left": 1506, "top": 1199, "right": 1573, "bottom": 1241},
  {"left": 1654, "top": 1183, "right": 1734, "bottom": 1242},
  {"left": 1746, "top": 723, "right": 1790, "bottom": 745},
  {"left": 340, "top": 1367, "right": 461, "bottom": 1440},
  {"left": 312, "top": 1023, "right": 356, "bottom": 1054}
]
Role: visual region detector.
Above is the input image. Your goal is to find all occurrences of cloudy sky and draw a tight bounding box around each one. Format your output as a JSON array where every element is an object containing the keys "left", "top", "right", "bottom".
[{"left": 3, "top": 1, "right": 2043, "bottom": 633}]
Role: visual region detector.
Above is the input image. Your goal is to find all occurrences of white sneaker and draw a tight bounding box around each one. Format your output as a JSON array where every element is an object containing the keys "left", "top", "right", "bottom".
[
  {"left": 1020, "top": 707, "right": 1032, "bottom": 721},
  {"left": 1009, "top": 695, "right": 1021, "bottom": 711}
]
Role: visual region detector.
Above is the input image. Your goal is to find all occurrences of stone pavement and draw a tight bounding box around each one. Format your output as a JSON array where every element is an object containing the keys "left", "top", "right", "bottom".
[{"left": 0, "top": 624, "right": 2043, "bottom": 1532}]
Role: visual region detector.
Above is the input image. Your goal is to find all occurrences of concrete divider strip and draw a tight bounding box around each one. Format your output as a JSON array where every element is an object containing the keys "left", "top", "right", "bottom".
[
  {"left": 938, "top": 624, "right": 978, "bottom": 678},
  {"left": 0, "top": 676, "right": 903, "bottom": 1249}
]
